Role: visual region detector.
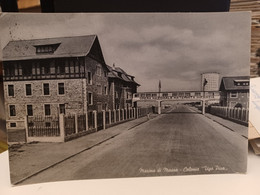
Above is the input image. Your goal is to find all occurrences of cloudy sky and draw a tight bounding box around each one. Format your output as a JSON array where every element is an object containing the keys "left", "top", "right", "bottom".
[{"left": 0, "top": 12, "right": 251, "bottom": 94}]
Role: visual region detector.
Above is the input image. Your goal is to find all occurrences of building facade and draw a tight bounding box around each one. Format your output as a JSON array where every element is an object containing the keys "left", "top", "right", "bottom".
[
  {"left": 107, "top": 64, "right": 139, "bottom": 110},
  {"left": 219, "top": 76, "right": 249, "bottom": 108},
  {"left": 201, "top": 72, "right": 220, "bottom": 91},
  {"left": 2, "top": 35, "right": 138, "bottom": 130}
]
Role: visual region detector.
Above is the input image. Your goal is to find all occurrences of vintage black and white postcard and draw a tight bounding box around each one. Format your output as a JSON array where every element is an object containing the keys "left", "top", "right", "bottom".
[{"left": 0, "top": 12, "right": 250, "bottom": 185}]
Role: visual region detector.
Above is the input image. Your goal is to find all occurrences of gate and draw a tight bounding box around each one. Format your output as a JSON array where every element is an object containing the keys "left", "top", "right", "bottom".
[{"left": 28, "top": 115, "right": 60, "bottom": 137}]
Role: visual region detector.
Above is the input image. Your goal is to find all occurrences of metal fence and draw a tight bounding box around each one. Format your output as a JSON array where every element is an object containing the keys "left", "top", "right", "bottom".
[
  {"left": 28, "top": 115, "right": 60, "bottom": 137},
  {"left": 88, "top": 111, "right": 95, "bottom": 130},
  {"left": 77, "top": 114, "right": 86, "bottom": 132},
  {"left": 97, "top": 112, "right": 103, "bottom": 130},
  {"left": 65, "top": 115, "right": 76, "bottom": 136},
  {"left": 26, "top": 107, "right": 154, "bottom": 142}
]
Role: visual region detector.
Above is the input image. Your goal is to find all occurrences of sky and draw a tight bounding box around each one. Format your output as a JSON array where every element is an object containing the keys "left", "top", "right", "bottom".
[{"left": 0, "top": 12, "right": 251, "bottom": 96}]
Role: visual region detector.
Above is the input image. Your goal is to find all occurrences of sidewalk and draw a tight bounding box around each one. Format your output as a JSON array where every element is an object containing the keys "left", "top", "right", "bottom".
[
  {"left": 9, "top": 115, "right": 156, "bottom": 185},
  {"left": 188, "top": 105, "right": 248, "bottom": 138},
  {"left": 205, "top": 113, "right": 248, "bottom": 138}
]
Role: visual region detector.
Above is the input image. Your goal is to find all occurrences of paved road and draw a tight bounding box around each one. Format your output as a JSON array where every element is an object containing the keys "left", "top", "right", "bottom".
[{"left": 22, "top": 105, "right": 247, "bottom": 184}]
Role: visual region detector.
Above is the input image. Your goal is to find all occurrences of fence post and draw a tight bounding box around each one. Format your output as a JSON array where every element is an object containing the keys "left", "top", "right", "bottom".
[
  {"left": 136, "top": 108, "right": 139, "bottom": 119},
  {"left": 225, "top": 107, "right": 228, "bottom": 118},
  {"left": 246, "top": 109, "right": 249, "bottom": 122},
  {"left": 75, "top": 113, "right": 78, "bottom": 134},
  {"left": 102, "top": 110, "right": 106, "bottom": 130},
  {"left": 93, "top": 111, "right": 97, "bottom": 131},
  {"left": 133, "top": 107, "right": 136, "bottom": 119},
  {"left": 122, "top": 109, "right": 125, "bottom": 120},
  {"left": 114, "top": 109, "right": 116, "bottom": 123},
  {"left": 109, "top": 110, "right": 112, "bottom": 125},
  {"left": 237, "top": 108, "right": 241, "bottom": 121},
  {"left": 85, "top": 113, "right": 89, "bottom": 131},
  {"left": 24, "top": 115, "right": 29, "bottom": 143},
  {"left": 59, "top": 114, "right": 65, "bottom": 142},
  {"left": 234, "top": 108, "right": 238, "bottom": 119},
  {"left": 118, "top": 109, "right": 121, "bottom": 121}
]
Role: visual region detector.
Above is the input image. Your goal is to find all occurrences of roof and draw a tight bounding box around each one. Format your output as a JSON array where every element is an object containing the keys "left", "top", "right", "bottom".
[
  {"left": 220, "top": 76, "right": 250, "bottom": 91},
  {"left": 107, "top": 65, "right": 140, "bottom": 86},
  {"left": 3, "top": 35, "right": 98, "bottom": 61}
]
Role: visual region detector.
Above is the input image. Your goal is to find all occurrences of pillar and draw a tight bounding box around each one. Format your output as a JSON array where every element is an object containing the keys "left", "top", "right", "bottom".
[
  {"left": 74, "top": 113, "right": 78, "bottom": 134},
  {"left": 93, "top": 111, "right": 97, "bottom": 131},
  {"left": 102, "top": 110, "right": 106, "bottom": 130},
  {"left": 24, "top": 116, "right": 29, "bottom": 143},
  {"left": 59, "top": 114, "right": 65, "bottom": 142},
  {"left": 158, "top": 100, "right": 162, "bottom": 114},
  {"left": 202, "top": 100, "right": 205, "bottom": 115},
  {"left": 109, "top": 110, "right": 112, "bottom": 124}
]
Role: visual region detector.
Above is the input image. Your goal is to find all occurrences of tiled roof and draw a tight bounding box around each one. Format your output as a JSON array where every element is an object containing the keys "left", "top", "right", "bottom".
[
  {"left": 3, "top": 35, "right": 97, "bottom": 61},
  {"left": 220, "top": 76, "right": 250, "bottom": 91},
  {"left": 107, "top": 65, "right": 140, "bottom": 86}
]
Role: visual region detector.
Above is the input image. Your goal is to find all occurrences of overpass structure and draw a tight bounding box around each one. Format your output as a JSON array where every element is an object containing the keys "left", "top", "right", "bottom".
[{"left": 133, "top": 91, "right": 221, "bottom": 115}]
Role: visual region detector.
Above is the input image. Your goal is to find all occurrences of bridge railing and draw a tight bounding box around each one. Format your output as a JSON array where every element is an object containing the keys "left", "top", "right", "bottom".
[
  {"left": 133, "top": 91, "right": 220, "bottom": 100},
  {"left": 209, "top": 106, "right": 249, "bottom": 125}
]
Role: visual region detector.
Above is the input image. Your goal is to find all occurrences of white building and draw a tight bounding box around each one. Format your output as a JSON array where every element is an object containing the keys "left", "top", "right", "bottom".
[{"left": 201, "top": 72, "right": 220, "bottom": 91}]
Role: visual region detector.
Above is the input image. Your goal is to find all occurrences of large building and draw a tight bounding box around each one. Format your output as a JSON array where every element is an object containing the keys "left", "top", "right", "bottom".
[
  {"left": 2, "top": 35, "right": 139, "bottom": 130},
  {"left": 219, "top": 76, "right": 249, "bottom": 108},
  {"left": 201, "top": 72, "right": 220, "bottom": 91},
  {"left": 107, "top": 64, "right": 139, "bottom": 110}
]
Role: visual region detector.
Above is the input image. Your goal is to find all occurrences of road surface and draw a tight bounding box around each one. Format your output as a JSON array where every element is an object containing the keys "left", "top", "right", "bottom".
[{"left": 21, "top": 105, "right": 247, "bottom": 184}]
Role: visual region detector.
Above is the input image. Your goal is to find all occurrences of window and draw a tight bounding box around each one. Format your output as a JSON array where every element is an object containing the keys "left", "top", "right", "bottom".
[
  {"left": 103, "top": 104, "right": 108, "bottom": 111},
  {"left": 104, "top": 86, "right": 108, "bottom": 95},
  {"left": 97, "top": 85, "right": 102, "bottom": 94},
  {"left": 44, "top": 104, "right": 51, "bottom": 116},
  {"left": 25, "top": 84, "right": 32, "bottom": 96},
  {"left": 97, "top": 103, "right": 102, "bottom": 112},
  {"left": 58, "top": 83, "right": 65, "bottom": 95},
  {"left": 115, "top": 91, "right": 119, "bottom": 98},
  {"left": 10, "top": 123, "right": 16, "bottom": 127},
  {"left": 59, "top": 104, "right": 66, "bottom": 114},
  {"left": 230, "top": 92, "right": 238, "bottom": 98},
  {"left": 27, "top": 105, "right": 33, "bottom": 116},
  {"left": 43, "top": 83, "right": 50, "bottom": 95},
  {"left": 9, "top": 105, "right": 16, "bottom": 116},
  {"left": 234, "top": 80, "right": 249, "bottom": 86},
  {"left": 42, "top": 64, "right": 50, "bottom": 74},
  {"left": 23, "top": 64, "right": 32, "bottom": 76},
  {"left": 5, "top": 64, "right": 15, "bottom": 76},
  {"left": 58, "top": 65, "right": 65, "bottom": 74},
  {"left": 96, "top": 66, "right": 101, "bottom": 76},
  {"left": 87, "top": 72, "right": 92, "bottom": 85},
  {"left": 35, "top": 43, "right": 60, "bottom": 54},
  {"left": 8, "top": 85, "right": 14, "bottom": 97},
  {"left": 88, "top": 92, "right": 93, "bottom": 105}
]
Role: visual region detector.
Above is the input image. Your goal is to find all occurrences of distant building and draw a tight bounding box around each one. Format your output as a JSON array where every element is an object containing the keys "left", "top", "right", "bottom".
[
  {"left": 201, "top": 72, "right": 220, "bottom": 91},
  {"left": 107, "top": 64, "right": 139, "bottom": 110},
  {"left": 219, "top": 76, "right": 249, "bottom": 108},
  {"left": 2, "top": 35, "right": 139, "bottom": 130}
]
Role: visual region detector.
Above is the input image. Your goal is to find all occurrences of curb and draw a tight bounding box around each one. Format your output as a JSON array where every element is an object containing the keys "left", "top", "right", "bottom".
[
  {"left": 13, "top": 116, "right": 152, "bottom": 185},
  {"left": 205, "top": 115, "right": 248, "bottom": 139}
]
